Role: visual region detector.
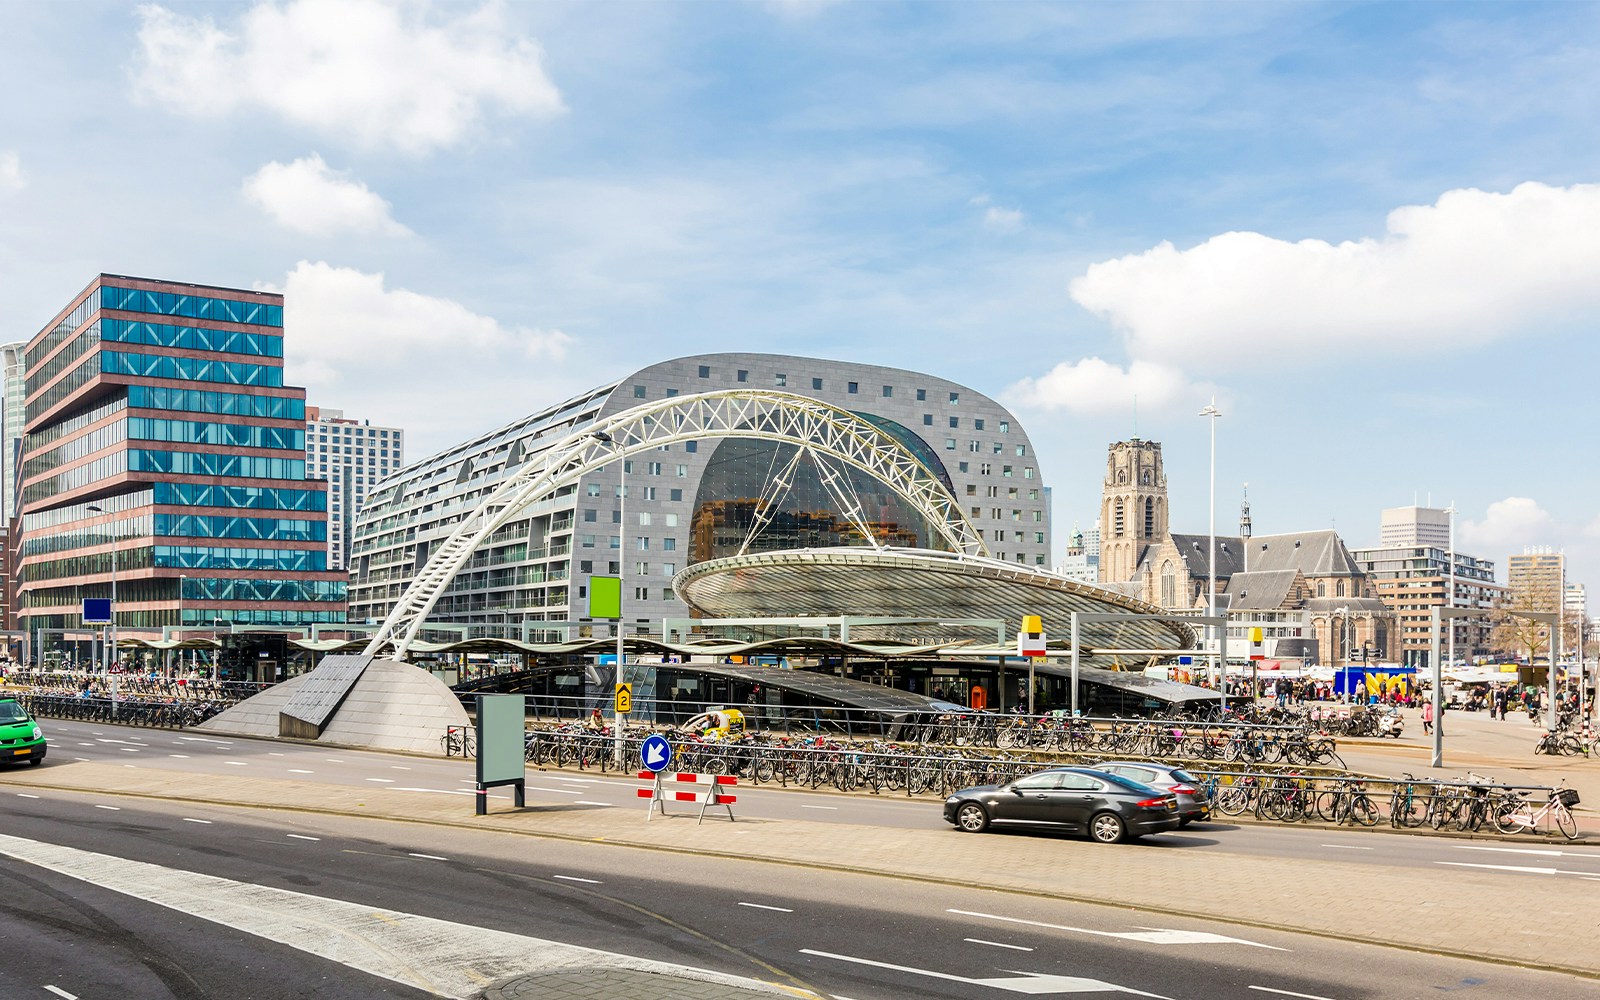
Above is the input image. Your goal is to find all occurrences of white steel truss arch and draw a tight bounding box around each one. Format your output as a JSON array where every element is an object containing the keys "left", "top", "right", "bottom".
[{"left": 364, "top": 389, "right": 986, "bottom": 658}]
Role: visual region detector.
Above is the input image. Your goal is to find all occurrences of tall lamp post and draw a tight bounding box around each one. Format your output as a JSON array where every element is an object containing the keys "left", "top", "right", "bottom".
[
  {"left": 590, "top": 430, "right": 628, "bottom": 765},
  {"left": 85, "top": 505, "right": 118, "bottom": 716},
  {"left": 1199, "top": 399, "right": 1223, "bottom": 707}
]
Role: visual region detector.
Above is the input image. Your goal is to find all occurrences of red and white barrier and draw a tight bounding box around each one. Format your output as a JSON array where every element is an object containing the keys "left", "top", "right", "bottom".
[{"left": 637, "top": 771, "right": 737, "bottom": 822}]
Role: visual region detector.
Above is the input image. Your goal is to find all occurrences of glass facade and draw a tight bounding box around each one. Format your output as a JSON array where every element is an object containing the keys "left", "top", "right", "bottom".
[{"left": 17, "top": 276, "right": 342, "bottom": 635}]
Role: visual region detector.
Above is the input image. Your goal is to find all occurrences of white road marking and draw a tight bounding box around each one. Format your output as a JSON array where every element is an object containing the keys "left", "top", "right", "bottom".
[
  {"left": 1320, "top": 845, "right": 1371, "bottom": 850},
  {"left": 324, "top": 758, "right": 344, "bottom": 762},
  {"left": 286, "top": 834, "right": 320, "bottom": 841},
  {"left": 73, "top": 757, "right": 89, "bottom": 762},
  {"left": 78, "top": 742, "right": 95, "bottom": 746},
  {"left": 269, "top": 752, "right": 285, "bottom": 756},
  {"left": 947, "top": 909, "right": 1286, "bottom": 950},
  {"left": 17, "top": 793, "right": 39, "bottom": 799},
  {"left": 43, "top": 985, "right": 78, "bottom": 1000},
  {"left": 1437, "top": 862, "right": 1558, "bottom": 875},
  {"left": 966, "top": 938, "right": 1034, "bottom": 952},
  {"left": 169, "top": 754, "right": 190, "bottom": 759},
  {"left": 120, "top": 748, "right": 141, "bottom": 752},
  {"left": 1248, "top": 986, "right": 1341, "bottom": 1000},
  {"left": 549, "top": 776, "right": 596, "bottom": 784},
  {"left": 800, "top": 949, "right": 1172, "bottom": 997},
  {"left": 1457, "top": 845, "right": 1600, "bottom": 859},
  {"left": 94, "top": 805, "right": 120, "bottom": 811},
  {"left": 801, "top": 805, "right": 839, "bottom": 811},
  {"left": 408, "top": 853, "right": 448, "bottom": 861},
  {"left": 287, "top": 769, "right": 314, "bottom": 774},
  {"left": 224, "top": 761, "right": 248, "bottom": 767},
  {"left": 0, "top": 834, "right": 786, "bottom": 998},
  {"left": 364, "top": 777, "right": 395, "bottom": 783},
  {"left": 391, "top": 766, "right": 411, "bottom": 770},
  {"left": 182, "top": 818, "right": 212, "bottom": 825},
  {"left": 177, "top": 736, "right": 231, "bottom": 744},
  {"left": 552, "top": 875, "right": 601, "bottom": 884},
  {"left": 737, "top": 902, "right": 794, "bottom": 913},
  {"left": 575, "top": 801, "right": 613, "bottom": 807}
]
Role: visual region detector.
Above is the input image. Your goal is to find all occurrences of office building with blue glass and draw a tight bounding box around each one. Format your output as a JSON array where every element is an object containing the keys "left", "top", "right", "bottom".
[{"left": 16, "top": 274, "right": 346, "bottom": 643}]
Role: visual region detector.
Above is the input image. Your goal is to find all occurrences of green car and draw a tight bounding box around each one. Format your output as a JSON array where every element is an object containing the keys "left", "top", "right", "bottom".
[{"left": 0, "top": 697, "right": 46, "bottom": 766}]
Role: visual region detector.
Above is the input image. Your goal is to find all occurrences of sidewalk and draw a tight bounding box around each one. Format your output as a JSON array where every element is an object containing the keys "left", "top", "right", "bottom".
[{"left": 5, "top": 755, "right": 1597, "bottom": 980}]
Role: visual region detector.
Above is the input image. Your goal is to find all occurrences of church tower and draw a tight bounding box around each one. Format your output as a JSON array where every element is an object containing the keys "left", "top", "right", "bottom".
[{"left": 1097, "top": 438, "right": 1167, "bottom": 583}]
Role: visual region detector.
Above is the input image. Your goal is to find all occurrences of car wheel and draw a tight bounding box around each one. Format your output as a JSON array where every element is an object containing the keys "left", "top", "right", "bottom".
[
  {"left": 29, "top": 757, "right": 42, "bottom": 766},
  {"left": 1089, "top": 811, "right": 1126, "bottom": 844},
  {"left": 955, "top": 802, "right": 990, "bottom": 833}
]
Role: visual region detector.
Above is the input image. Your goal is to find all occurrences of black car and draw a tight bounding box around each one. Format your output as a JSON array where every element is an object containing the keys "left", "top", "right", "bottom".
[
  {"left": 943, "top": 766, "right": 1181, "bottom": 843},
  {"left": 1097, "top": 761, "right": 1211, "bottom": 826}
]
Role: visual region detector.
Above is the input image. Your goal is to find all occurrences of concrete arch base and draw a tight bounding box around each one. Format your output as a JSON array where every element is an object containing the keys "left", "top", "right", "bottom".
[{"left": 198, "top": 657, "right": 469, "bottom": 755}]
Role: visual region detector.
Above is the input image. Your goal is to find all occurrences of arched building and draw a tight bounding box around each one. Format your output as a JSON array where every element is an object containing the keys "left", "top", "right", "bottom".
[{"left": 346, "top": 354, "right": 1051, "bottom": 634}]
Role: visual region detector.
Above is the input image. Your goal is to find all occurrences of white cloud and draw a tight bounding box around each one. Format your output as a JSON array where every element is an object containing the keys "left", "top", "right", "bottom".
[
  {"left": 1459, "top": 497, "right": 1556, "bottom": 552},
  {"left": 0, "top": 151, "right": 24, "bottom": 192},
  {"left": 1003, "top": 357, "right": 1205, "bottom": 414},
  {"left": 133, "top": 0, "right": 564, "bottom": 154},
  {"left": 983, "top": 205, "right": 1025, "bottom": 233},
  {"left": 266, "top": 261, "right": 571, "bottom": 383},
  {"left": 243, "top": 154, "right": 409, "bottom": 237},
  {"left": 1070, "top": 181, "right": 1600, "bottom": 372},
  {"left": 1584, "top": 514, "right": 1600, "bottom": 540}
]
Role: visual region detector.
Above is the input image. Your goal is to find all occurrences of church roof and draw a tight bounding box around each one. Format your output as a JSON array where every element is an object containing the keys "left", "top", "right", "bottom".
[
  {"left": 1163, "top": 533, "right": 1247, "bottom": 579},
  {"left": 1250, "top": 530, "right": 1364, "bottom": 578},
  {"left": 1225, "top": 569, "right": 1303, "bottom": 610}
]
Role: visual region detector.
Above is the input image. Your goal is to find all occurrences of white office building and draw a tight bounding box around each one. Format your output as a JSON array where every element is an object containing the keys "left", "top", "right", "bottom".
[
  {"left": 305, "top": 407, "right": 404, "bottom": 571},
  {"left": 1379, "top": 505, "right": 1452, "bottom": 549}
]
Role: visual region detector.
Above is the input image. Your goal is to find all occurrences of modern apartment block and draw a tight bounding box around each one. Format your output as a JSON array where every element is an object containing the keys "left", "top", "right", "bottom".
[
  {"left": 348, "top": 353, "right": 1050, "bottom": 634},
  {"left": 1379, "top": 505, "right": 1452, "bottom": 548},
  {"left": 1507, "top": 548, "right": 1565, "bottom": 612},
  {"left": 15, "top": 274, "right": 346, "bottom": 640},
  {"left": 1350, "top": 545, "right": 1505, "bottom": 667},
  {"left": 304, "top": 406, "right": 403, "bottom": 571}
]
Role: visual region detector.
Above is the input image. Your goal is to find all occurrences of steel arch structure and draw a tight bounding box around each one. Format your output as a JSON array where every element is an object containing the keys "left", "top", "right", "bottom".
[{"left": 364, "top": 389, "right": 986, "bottom": 659}]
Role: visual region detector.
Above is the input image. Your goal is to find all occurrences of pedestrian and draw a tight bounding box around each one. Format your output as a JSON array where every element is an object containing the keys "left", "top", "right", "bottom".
[{"left": 1421, "top": 699, "right": 1434, "bottom": 735}]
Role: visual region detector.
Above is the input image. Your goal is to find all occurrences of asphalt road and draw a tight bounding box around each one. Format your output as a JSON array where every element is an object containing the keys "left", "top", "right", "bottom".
[
  {"left": 28, "top": 718, "right": 1600, "bottom": 889},
  {"left": 3, "top": 790, "right": 1595, "bottom": 1000}
]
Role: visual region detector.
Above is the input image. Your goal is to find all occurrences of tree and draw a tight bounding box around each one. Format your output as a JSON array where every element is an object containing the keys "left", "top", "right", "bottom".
[{"left": 1491, "top": 581, "right": 1563, "bottom": 663}]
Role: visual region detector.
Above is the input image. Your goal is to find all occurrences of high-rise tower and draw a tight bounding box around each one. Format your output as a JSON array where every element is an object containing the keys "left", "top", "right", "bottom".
[{"left": 1097, "top": 438, "right": 1166, "bottom": 583}]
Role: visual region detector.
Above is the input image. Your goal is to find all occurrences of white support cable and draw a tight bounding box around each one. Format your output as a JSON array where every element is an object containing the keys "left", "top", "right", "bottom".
[
  {"left": 737, "top": 446, "right": 807, "bottom": 557},
  {"left": 364, "top": 390, "right": 985, "bottom": 659},
  {"left": 807, "top": 447, "right": 883, "bottom": 551}
]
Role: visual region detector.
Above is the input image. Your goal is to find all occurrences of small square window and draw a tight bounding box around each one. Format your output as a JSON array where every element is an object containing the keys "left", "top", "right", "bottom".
[
  {"left": 882, "top": 385, "right": 893, "bottom": 398},
  {"left": 958, "top": 461, "right": 969, "bottom": 473},
  {"left": 945, "top": 438, "right": 957, "bottom": 450},
  {"left": 664, "top": 513, "right": 678, "bottom": 527},
  {"left": 663, "top": 537, "right": 677, "bottom": 550},
  {"left": 1016, "top": 445, "right": 1027, "bottom": 456},
  {"left": 965, "top": 484, "right": 977, "bottom": 496},
  {"left": 737, "top": 369, "right": 749, "bottom": 382},
  {"left": 1003, "top": 465, "right": 1013, "bottom": 477},
  {"left": 948, "top": 416, "right": 959, "bottom": 428},
  {"left": 685, "top": 440, "right": 697, "bottom": 453},
  {"left": 775, "top": 373, "right": 787, "bottom": 387},
  {"left": 916, "top": 388, "right": 927, "bottom": 401},
  {"left": 999, "top": 420, "right": 1010, "bottom": 433},
  {"left": 580, "top": 560, "right": 593, "bottom": 573},
  {"left": 949, "top": 391, "right": 959, "bottom": 404},
  {"left": 665, "top": 387, "right": 678, "bottom": 397},
  {"left": 670, "top": 489, "right": 683, "bottom": 501},
  {"left": 633, "top": 385, "right": 646, "bottom": 398},
  {"left": 847, "top": 381, "right": 858, "bottom": 394},
  {"left": 812, "top": 377, "right": 824, "bottom": 390},
  {"left": 697, "top": 365, "right": 711, "bottom": 378},
  {"left": 922, "top": 414, "right": 933, "bottom": 426},
  {"left": 973, "top": 418, "right": 985, "bottom": 431},
  {"left": 583, "top": 509, "right": 596, "bottom": 522}
]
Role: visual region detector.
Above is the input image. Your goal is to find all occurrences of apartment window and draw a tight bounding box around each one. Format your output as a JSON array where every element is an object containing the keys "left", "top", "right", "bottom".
[
  {"left": 1013, "top": 531, "right": 1024, "bottom": 543},
  {"left": 609, "top": 536, "right": 620, "bottom": 549},
  {"left": 670, "top": 489, "right": 683, "bottom": 501},
  {"left": 676, "top": 464, "right": 688, "bottom": 477},
  {"left": 774, "top": 373, "right": 787, "bottom": 387},
  {"left": 665, "top": 388, "right": 678, "bottom": 397},
  {"left": 636, "top": 562, "right": 649, "bottom": 575},
  {"left": 1024, "top": 467, "right": 1034, "bottom": 479},
  {"left": 664, "top": 513, "right": 678, "bottom": 527},
  {"left": 633, "top": 385, "right": 646, "bottom": 398},
  {"left": 980, "top": 463, "right": 991, "bottom": 475},
  {"left": 965, "top": 484, "right": 977, "bottom": 496},
  {"left": 646, "top": 461, "right": 662, "bottom": 475},
  {"left": 847, "top": 381, "right": 858, "bottom": 394},
  {"left": 812, "top": 377, "right": 824, "bottom": 390},
  {"left": 684, "top": 440, "right": 697, "bottom": 453},
  {"left": 881, "top": 385, "right": 892, "bottom": 398},
  {"left": 958, "top": 462, "right": 969, "bottom": 473},
  {"left": 945, "top": 438, "right": 957, "bottom": 450},
  {"left": 1033, "top": 510, "right": 1043, "bottom": 522},
  {"left": 1035, "top": 532, "right": 1046, "bottom": 544},
  {"left": 922, "top": 414, "right": 933, "bottom": 426},
  {"left": 971, "top": 506, "right": 982, "bottom": 518},
  {"left": 640, "top": 486, "right": 657, "bottom": 500},
  {"left": 1008, "top": 487, "right": 1018, "bottom": 499},
  {"left": 916, "top": 388, "right": 927, "bottom": 401},
  {"left": 993, "top": 529, "right": 1005, "bottom": 542},
  {"left": 615, "top": 485, "right": 625, "bottom": 498},
  {"left": 697, "top": 365, "right": 710, "bottom": 378},
  {"left": 737, "top": 369, "right": 748, "bottom": 383},
  {"left": 993, "top": 442, "right": 1003, "bottom": 454},
  {"left": 638, "top": 512, "right": 652, "bottom": 525},
  {"left": 1029, "top": 489, "right": 1039, "bottom": 500},
  {"left": 637, "top": 537, "right": 650, "bottom": 551},
  {"left": 949, "top": 391, "right": 959, "bottom": 404},
  {"left": 1003, "top": 465, "right": 1013, "bottom": 477},
  {"left": 662, "top": 563, "right": 677, "bottom": 576},
  {"left": 662, "top": 537, "right": 677, "bottom": 550},
  {"left": 999, "top": 420, "right": 1009, "bottom": 433},
  {"left": 634, "top": 587, "right": 650, "bottom": 601},
  {"left": 612, "top": 510, "right": 622, "bottom": 523},
  {"left": 974, "top": 418, "right": 985, "bottom": 431},
  {"left": 1016, "top": 445, "right": 1027, "bottom": 457},
  {"left": 969, "top": 441, "right": 981, "bottom": 452},
  {"left": 986, "top": 486, "right": 998, "bottom": 498},
  {"left": 580, "top": 561, "right": 593, "bottom": 573},
  {"left": 991, "top": 508, "right": 1002, "bottom": 519},
  {"left": 1012, "top": 509, "right": 1022, "bottom": 521},
  {"left": 583, "top": 509, "right": 596, "bottom": 522},
  {"left": 948, "top": 416, "right": 959, "bottom": 429}
]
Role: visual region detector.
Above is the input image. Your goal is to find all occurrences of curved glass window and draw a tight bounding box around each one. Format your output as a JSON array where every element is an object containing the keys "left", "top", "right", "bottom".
[{"left": 689, "top": 414, "right": 956, "bottom": 564}]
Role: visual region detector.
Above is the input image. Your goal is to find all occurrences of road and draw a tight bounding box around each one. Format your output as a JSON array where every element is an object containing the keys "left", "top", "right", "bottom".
[
  {"left": 29, "top": 717, "right": 1600, "bottom": 888},
  {"left": 3, "top": 788, "right": 1595, "bottom": 1000}
]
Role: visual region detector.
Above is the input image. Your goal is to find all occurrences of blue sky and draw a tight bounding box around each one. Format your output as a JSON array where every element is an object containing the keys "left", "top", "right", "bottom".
[{"left": 2, "top": 1, "right": 1598, "bottom": 592}]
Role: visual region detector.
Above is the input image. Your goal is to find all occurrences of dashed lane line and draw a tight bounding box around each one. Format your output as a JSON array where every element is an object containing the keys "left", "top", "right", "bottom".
[
  {"left": 964, "top": 938, "right": 1033, "bottom": 951},
  {"left": 575, "top": 801, "right": 613, "bottom": 807},
  {"left": 364, "top": 778, "right": 395, "bottom": 783},
  {"left": 287, "top": 769, "right": 314, "bottom": 774},
  {"left": 737, "top": 902, "right": 794, "bottom": 913},
  {"left": 17, "top": 793, "right": 39, "bottom": 799},
  {"left": 183, "top": 818, "right": 212, "bottom": 825},
  {"left": 285, "top": 834, "right": 320, "bottom": 841},
  {"left": 224, "top": 761, "right": 248, "bottom": 767},
  {"left": 1457, "top": 844, "right": 1600, "bottom": 859},
  {"left": 948, "top": 908, "right": 1288, "bottom": 950},
  {"left": 93, "top": 805, "right": 120, "bottom": 811},
  {"left": 408, "top": 853, "right": 448, "bottom": 861},
  {"left": 169, "top": 754, "right": 190, "bottom": 759},
  {"left": 551, "top": 875, "right": 601, "bottom": 884},
  {"left": 801, "top": 805, "right": 838, "bottom": 811},
  {"left": 43, "top": 985, "right": 78, "bottom": 999},
  {"left": 1320, "top": 845, "right": 1372, "bottom": 850}
]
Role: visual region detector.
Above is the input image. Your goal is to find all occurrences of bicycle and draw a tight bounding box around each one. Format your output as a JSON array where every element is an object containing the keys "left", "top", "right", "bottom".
[{"left": 1494, "top": 784, "right": 1580, "bottom": 840}]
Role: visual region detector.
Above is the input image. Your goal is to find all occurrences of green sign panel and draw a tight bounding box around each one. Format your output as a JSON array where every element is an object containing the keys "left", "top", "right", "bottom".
[
  {"left": 476, "top": 694, "right": 526, "bottom": 787},
  {"left": 589, "top": 575, "right": 621, "bottom": 619}
]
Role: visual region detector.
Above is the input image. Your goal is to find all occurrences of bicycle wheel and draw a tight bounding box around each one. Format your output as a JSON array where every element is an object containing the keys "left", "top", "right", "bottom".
[
  {"left": 1350, "top": 795, "right": 1379, "bottom": 827},
  {"left": 1315, "top": 789, "right": 1343, "bottom": 823},
  {"left": 1493, "top": 801, "right": 1526, "bottom": 835},
  {"left": 1391, "top": 792, "right": 1425, "bottom": 828},
  {"left": 1555, "top": 805, "right": 1578, "bottom": 840}
]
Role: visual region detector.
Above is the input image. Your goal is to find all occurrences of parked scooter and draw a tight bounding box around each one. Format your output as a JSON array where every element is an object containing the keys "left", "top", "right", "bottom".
[{"left": 1377, "top": 708, "right": 1405, "bottom": 739}]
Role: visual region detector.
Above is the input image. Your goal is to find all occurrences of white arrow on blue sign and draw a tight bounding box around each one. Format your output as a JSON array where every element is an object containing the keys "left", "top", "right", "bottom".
[{"left": 641, "top": 734, "right": 673, "bottom": 773}]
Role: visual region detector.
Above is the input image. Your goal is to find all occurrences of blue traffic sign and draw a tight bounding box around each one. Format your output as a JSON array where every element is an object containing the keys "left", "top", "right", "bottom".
[{"left": 640, "top": 734, "right": 673, "bottom": 773}]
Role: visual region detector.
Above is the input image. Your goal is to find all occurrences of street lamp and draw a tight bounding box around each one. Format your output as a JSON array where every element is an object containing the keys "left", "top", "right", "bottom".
[
  {"left": 84, "top": 505, "right": 116, "bottom": 675},
  {"left": 1199, "top": 399, "right": 1223, "bottom": 708},
  {"left": 590, "top": 430, "right": 628, "bottom": 765}
]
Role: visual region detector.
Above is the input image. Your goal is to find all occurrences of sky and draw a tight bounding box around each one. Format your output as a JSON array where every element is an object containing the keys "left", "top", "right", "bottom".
[{"left": 1, "top": 1, "right": 1598, "bottom": 593}]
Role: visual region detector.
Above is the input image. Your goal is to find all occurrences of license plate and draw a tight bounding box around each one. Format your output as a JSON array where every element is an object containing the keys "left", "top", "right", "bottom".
[{"left": 12, "top": 748, "right": 27, "bottom": 755}]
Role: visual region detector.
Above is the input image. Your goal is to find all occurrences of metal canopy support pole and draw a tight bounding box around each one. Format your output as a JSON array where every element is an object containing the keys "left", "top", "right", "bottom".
[
  {"left": 1550, "top": 592, "right": 1562, "bottom": 733},
  {"left": 1431, "top": 606, "right": 1443, "bottom": 768},
  {"left": 1070, "top": 613, "right": 1081, "bottom": 717}
]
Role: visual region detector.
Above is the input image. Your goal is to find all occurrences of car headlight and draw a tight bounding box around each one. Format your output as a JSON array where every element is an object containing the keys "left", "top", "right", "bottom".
[
  {"left": 946, "top": 796, "right": 960, "bottom": 804},
  {"left": 31, "top": 726, "right": 41, "bottom": 740}
]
